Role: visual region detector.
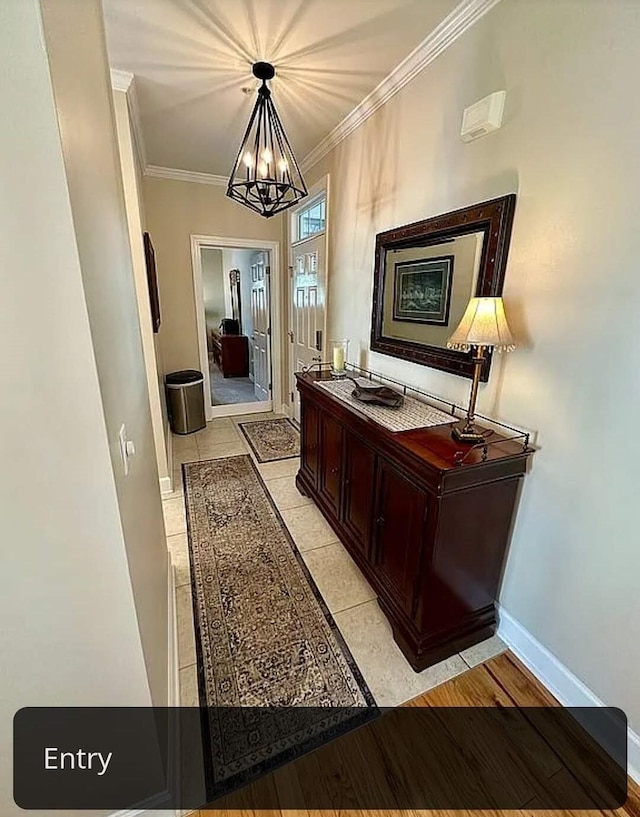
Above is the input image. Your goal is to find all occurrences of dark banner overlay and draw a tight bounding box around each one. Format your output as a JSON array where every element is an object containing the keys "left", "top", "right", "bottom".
[{"left": 14, "top": 706, "right": 627, "bottom": 810}]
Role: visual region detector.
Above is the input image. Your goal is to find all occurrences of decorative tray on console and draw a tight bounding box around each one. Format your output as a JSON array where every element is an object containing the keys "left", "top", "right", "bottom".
[
  {"left": 350, "top": 377, "right": 405, "bottom": 408},
  {"left": 316, "top": 378, "right": 453, "bottom": 433}
]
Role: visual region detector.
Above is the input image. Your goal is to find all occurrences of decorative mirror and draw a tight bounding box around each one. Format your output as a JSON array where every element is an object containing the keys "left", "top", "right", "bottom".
[{"left": 370, "top": 194, "right": 516, "bottom": 380}]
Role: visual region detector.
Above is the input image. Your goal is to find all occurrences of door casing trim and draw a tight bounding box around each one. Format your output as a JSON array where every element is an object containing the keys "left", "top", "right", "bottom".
[
  {"left": 287, "top": 174, "right": 330, "bottom": 419},
  {"left": 190, "top": 234, "right": 283, "bottom": 420}
]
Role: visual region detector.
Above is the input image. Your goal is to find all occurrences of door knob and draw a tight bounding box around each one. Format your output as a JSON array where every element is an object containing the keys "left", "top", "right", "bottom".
[{"left": 376, "top": 516, "right": 385, "bottom": 526}]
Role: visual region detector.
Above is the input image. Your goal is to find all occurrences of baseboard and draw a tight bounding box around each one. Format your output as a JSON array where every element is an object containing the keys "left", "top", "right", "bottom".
[
  {"left": 168, "top": 559, "right": 179, "bottom": 707},
  {"left": 166, "top": 419, "right": 173, "bottom": 475},
  {"left": 109, "top": 567, "right": 180, "bottom": 817},
  {"left": 160, "top": 475, "right": 173, "bottom": 495},
  {"left": 498, "top": 606, "right": 640, "bottom": 783},
  {"left": 630, "top": 729, "right": 640, "bottom": 786},
  {"left": 211, "top": 400, "right": 271, "bottom": 418}
]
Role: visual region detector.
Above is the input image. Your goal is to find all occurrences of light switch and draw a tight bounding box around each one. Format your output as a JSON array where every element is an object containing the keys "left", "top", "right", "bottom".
[{"left": 118, "top": 423, "right": 135, "bottom": 476}]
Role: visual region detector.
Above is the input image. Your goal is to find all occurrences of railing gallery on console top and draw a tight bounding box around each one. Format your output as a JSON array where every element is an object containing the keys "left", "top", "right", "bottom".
[{"left": 301, "top": 361, "right": 533, "bottom": 466}]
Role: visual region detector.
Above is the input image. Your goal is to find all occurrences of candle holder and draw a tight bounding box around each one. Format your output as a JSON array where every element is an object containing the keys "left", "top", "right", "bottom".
[{"left": 329, "top": 339, "right": 349, "bottom": 378}]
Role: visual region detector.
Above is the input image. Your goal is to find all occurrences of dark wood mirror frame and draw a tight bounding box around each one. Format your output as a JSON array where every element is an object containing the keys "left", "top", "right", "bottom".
[{"left": 370, "top": 194, "right": 516, "bottom": 381}]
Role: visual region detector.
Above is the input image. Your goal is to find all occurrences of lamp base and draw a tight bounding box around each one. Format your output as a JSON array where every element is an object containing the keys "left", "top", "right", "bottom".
[{"left": 452, "top": 423, "right": 486, "bottom": 444}]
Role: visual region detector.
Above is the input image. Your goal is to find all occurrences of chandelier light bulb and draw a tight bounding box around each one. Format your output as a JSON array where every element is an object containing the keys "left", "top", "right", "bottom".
[
  {"left": 261, "top": 147, "right": 273, "bottom": 164},
  {"left": 258, "top": 161, "right": 269, "bottom": 179},
  {"left": 242, "top": 151, "right": 254, "bottom": 168}
]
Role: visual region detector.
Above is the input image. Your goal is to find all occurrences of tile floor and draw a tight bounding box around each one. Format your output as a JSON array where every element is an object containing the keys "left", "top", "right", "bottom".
[{"left": 163, "top": 411, "right": 507, "bottom": 708}]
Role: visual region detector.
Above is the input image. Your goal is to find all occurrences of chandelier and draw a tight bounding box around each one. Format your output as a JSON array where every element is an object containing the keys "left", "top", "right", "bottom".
[{"left": 226, "top": 62, "right": 307, "bottom": 218}]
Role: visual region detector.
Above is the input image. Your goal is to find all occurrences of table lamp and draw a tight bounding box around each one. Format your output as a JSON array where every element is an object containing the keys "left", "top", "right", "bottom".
[{"left": 447, "top": 296, "right": 516, "bottom": 443}]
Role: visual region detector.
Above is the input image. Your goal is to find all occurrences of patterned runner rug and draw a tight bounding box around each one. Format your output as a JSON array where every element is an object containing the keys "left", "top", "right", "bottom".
[
  {"left": 183, "top": 455, "right": 376, "bottom": 798},
  {"left": 238, "top": 417, "right": 300, "bottom": 462}
]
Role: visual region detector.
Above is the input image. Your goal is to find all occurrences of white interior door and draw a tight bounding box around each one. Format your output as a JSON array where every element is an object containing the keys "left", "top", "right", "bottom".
[
  {"left": 289, "top": 233, "right": 326, "bottom": 423},
  {"left": 250, "top": 256, "right": 271, "bottom": 402}
]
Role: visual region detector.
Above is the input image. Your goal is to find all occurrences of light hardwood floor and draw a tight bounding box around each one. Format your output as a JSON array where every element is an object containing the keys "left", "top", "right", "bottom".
[{"left": 190, "top": 651, "right": 638, "bottom": 817}]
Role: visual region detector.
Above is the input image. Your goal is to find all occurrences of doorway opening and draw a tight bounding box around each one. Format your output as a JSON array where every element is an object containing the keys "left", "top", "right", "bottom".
[{"left": 191, "top": 236, "right": 282, "bottom": 419}]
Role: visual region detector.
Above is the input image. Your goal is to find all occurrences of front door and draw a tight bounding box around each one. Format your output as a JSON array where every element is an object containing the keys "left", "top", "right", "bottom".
[
  {"left": 289, "top": 232, "right": 327, "bottom": 422},
  {"left": 250, "top": 256, "right": 271, "bottom": 402}
]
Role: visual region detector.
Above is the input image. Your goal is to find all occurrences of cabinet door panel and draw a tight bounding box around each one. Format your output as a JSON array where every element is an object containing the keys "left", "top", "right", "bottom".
[
  {"left": 301, "top": 400, "right": 319, "bottom": 486},
  {"left": 318, "top": 413, "right": 343, "bottom": 516},
  {"left": 342, "top": 433, "right": 375, "bottom": 556},
  {"left": 373, "top": 459, "right": 426, "bottom": 616}
]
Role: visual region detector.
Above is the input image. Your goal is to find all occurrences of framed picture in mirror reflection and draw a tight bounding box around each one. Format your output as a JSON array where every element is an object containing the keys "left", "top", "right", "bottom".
[{"left": 392, "top": 255, "right": 454, "bottom": 325}]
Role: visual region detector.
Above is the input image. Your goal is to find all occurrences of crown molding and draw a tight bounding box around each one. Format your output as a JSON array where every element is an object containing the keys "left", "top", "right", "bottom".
[
  {"left": 144, "top": 165, "right": 228, "bottom": 186},
  {"left": 301, "top": 0, "right": 503, "bottom": 172},
  {"left": 110, "top": 68, "right": 133, "bottom": 92}
]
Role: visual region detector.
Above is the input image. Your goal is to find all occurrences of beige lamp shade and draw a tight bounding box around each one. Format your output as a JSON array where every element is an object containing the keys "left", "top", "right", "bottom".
[{"left": 447, "top": 296, "right": 516, "bottom": 352}]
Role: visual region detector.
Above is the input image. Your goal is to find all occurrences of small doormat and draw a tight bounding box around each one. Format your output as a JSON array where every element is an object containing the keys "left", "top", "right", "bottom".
[
  {"left": 238, "top": 417, "right": 300, "bottom": 462},
  {"left": 183, "top": 455, "right": 376, "bottom": 798}
]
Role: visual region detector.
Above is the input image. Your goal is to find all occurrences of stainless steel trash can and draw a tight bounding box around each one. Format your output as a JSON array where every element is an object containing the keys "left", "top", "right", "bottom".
[{"left": 165, "top": 370, "right": 206, "bottom": 435}]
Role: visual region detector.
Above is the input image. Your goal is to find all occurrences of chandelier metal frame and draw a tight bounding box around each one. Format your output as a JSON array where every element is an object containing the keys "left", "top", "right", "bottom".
[{"left": 226, "top": 62, "right": 308, "bottom": 219}]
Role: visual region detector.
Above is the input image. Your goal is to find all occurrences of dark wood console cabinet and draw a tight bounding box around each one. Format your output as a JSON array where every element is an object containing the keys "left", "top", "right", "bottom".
[
  {"left": 210, "top": 330, "right": 249, "bottom": 378},
  {"left": 295, "top": 371, "right": 533, "bottom": 672}
]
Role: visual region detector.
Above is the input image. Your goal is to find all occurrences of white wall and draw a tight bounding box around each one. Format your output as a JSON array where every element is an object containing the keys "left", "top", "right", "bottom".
[
  {"left": 201, "top": 247, "right": 225, "bottom": 327},
  {"left": 216, "top": 248, "right": 271, "bottom": 379},
  {"left": 221, "top": 249, "right": 235, "bottom": 318},
  {"left": 0, "top": 1, "right": 153, "bottom": 813},
  {"left": 223, "top": 248, "right": 256, "bottom": 373},
  {"left": 129, "top": 112, "right": 173, "bottom": 481},
  {"left": 40, "top": 0, "right": 169, "bottom": 708},
  {"left": 307, "top": 0, "right": 640, "bottom": 732},
  {"left": 112, "top": 88, "right": 170, "bottom": 485},
  {"left": 237, "top": 251, "right": 255, "bottom": 375}
]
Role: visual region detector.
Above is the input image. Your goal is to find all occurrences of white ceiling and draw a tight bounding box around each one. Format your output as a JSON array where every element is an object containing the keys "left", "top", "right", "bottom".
[{"left": 103, "top": 0, "right": 460, "bottom": 176}]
